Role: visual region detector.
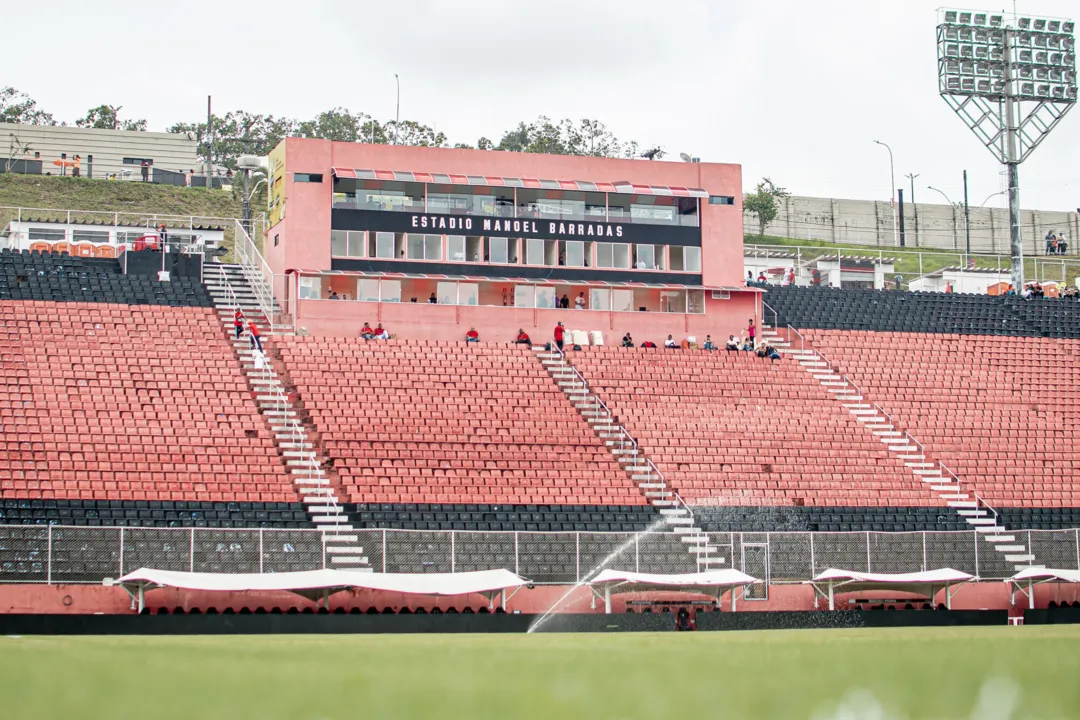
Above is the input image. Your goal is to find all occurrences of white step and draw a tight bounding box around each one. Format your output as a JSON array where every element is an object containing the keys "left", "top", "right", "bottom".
[
  {"left": 638, "top": 482, "right": 665, "bottom": 490},
  {"left": 330, "top": 556, "right": 369, "bottom": 565},
  {"left": 966, "top": 518, "right": 998, "bottom": 526},
  {"left": 947, "top": 500, "right": 977, "bottom": 508},
  {"left": 940, "top": 493, "right": 971, "bottom": 501},
  {"left": 680, "top": 534, "right": 709, "bottom": 544},
  {"left": 687, "top": 545, "right": 720, "bottom": 554},
  {"left": 1004, "top": 554, "right": 1035, "bottom": 562},
  {"left": 994, "top": 545, "right": 1026, "bottom": 553},
  {"left": 307, "top": 505, "right": 343, "bottom": 514},
  {"left": 664, "top": 517, "right": 694, "bottom": 526},
  {"left": 311, "top": 515, "right": 350, "bottom": 524},
  {"left": 984, "top": 535, "right": 1015, "bottom": 543},
  {"left": 955, "top": 509, "right": 988, "bottom": 517},
  {"left": 658, "top": 508, "right": 689, "bottom": 517}
]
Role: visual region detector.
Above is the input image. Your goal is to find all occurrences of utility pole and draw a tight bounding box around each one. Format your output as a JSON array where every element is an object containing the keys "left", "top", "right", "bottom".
[
  {"left": 206, "top": 95, "right": 214, "bottom": 184},
  {"left": 874, "top": 140, "right": 898, "bottom": 247},
  {"left": 898, "top": 189, "right": 906, "bottom": 247},
  {"left": 394, "top": 74, "right": 401, "bottom": 145},
  {"left": 963, "top": 170, "right": 971, "bottom": 261},
  {"left": 905, "top": 173, "right": 920, "bottom": 206}
]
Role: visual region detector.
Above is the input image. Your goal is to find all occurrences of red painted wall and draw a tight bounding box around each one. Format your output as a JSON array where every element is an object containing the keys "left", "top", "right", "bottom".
[
  {"left": 292, "top": 291, "right": 758, "bottom": 344},
  {"left": 267, "top": 138, "right": 744, "bottom": 287}
]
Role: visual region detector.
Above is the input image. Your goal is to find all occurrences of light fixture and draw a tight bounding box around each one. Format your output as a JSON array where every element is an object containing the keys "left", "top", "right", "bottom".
[{"left": 1019, "top": 17, "right": 1032, "bottom": 30}]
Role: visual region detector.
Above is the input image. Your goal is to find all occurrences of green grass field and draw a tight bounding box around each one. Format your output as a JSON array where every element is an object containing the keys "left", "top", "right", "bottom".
[{"left": 1, "top": 626, "right": 1077, "bottom": 719}]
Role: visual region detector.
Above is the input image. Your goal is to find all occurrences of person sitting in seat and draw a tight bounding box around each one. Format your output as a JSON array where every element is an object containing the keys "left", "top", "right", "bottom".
[
  {"left": 465, "top": 327, "right": 479, "bottom": 343},
  {"left": 703, "top": 335, "right": 716, "bottom": 351},
  {"left": 756, "top": 271, "right": 768, "bottom": 285},
  {"left": 621, "top": 333, "right": 634, "bottom": 348},
  {"left": 361, "top": 323, "right": 376, "bottom": 340},
  {"left": 664, "top": 335, "right": 677, "bottom": 349},
  {"left": 726, "top": 335, "right": 740, "bottom": 351},
  {"left": 742, "top": 337, "right": 754, "bottom": 351},
  {"left": 641, "top": 340, "right": 657, "bottom": 349},
  {"left": 746, "top": 271, "right": 754, "bottom": 286},
  {"left": 374, "top": 324, "right": 389, "bottom": 340},
  {"left": 515, "top": 328, "right": 532, "bottom": 347},
  {"left": 429, "top": 292, "right": 438, "bottom": 304},
  {"left": 329, "top": 291, "right": 339, "bottom": 300}
]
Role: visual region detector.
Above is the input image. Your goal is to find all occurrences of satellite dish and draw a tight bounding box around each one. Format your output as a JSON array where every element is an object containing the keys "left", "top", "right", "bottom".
[{"left": 679, "top": 152, "right": 693, "bottom": 163}]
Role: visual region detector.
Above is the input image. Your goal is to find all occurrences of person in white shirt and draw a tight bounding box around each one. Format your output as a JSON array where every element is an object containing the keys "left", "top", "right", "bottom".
[
  {"left": 575, "top": 292, "right": 586, "bottom": 309},
  {"left": 664, "top": 335, "right": 677, "bottom": 348},
  {"left": 637, "top": 259, "right": 647, "bottom": 269}
]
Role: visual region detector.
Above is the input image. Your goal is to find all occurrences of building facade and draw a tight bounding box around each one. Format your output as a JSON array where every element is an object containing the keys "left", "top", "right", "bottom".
[{"left": 265, "top": 138, "right": 756, "bottom": 343}]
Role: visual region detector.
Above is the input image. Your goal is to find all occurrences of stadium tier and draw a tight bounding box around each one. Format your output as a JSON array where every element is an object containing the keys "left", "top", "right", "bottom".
[
  {"left": 0, "top": 299, "right": 309, "bottom": 529},
  {"left": 274, "top": 337, "right": 657, "bottom": 531},
  {"left": 0, "top": 248, "right": 211, "bottom": 306},
  {"left": 802, "top": 329, "right": 1080, "bottom": 516}
]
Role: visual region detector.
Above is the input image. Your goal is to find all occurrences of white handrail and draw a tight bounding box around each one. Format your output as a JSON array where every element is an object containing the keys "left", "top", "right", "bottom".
[
  {"left": 219, "top": 275, "right": 343, "bottom": 529},
  {"left": 546, "top": 340, "right": 694, "bottom": 520},
  {"left": 232, "top": 219, "right": 279, "bottom": 328}
]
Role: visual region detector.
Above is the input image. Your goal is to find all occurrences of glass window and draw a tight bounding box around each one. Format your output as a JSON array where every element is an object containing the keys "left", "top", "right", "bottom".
[
  {"left": 459, "top": 283, "right": 479, "bottom": 306},
  {"left": 374, "top": 232, "right": 395, "bottom": 258},
  {"left": 347, "top": 231, "right": 366, "bottom": 258},
  {"left": 437, "top": 281, "right": 458, "bottom": 305},
  {"left": 294, "top": 173, "right": 323, "bottom": 183},
  {"left": 334, "top": 178, "right": 424, "bottom": 212},
  {"left": 535, "top": 286, "right": 556, "bottom": 309},
  {"left": 407, "top": 234, "right": 425, "bottom": 260},
  {"left": 381, "top": 280, "right": 401, "bottom": 302},
  {"left": 687, "top": 289, "right": 705, "bottom": 314},
  {"left": 612, "top": 244, "right": 630, "bottom": 269},
  {"left": 635, "top": 245, "right": 655, "bottom": 270},
  {"left": 489, "top": 237, "right": 508, "bottom": 264},
  {"left": 661, "top": 290, "right": 686, "bottom": 313},
  {"left": 299, "top": 276, "right": 322, "bottom": 300},
  {"left": 358, "top": 279, "right": 380, "bottom": 302},
  {"left": 684, "top": 246, "right": 702, "bottom": 272},
  {"left": 447, "top": 235, "right": 466, "bottom": 262},
  {"left": 590, "top": 288, "right": 611, "bottom": 311},
  {"left": 517, "top": 189, "right": 585, "bottom": 221},
  {"left": 631, "top": 201, "right": 677, "bottom": 225},
  {"left": 677, "top": 197, "right": 700, "bottom": 227},
  {"left": 526, "top": 239, "right": 545, "bottom": 265},
  {"left": 613, "top": 289, "right": 634, "bottom": 312},
  {"left": 565, "top": 241, "right": 585, "bottom": 267},
  {"left": 29, "top": 227, "right": 66, "bottom": 242},
  {"left": 428, "top": 185, "right": 514, "bottom": 216},
  {"left": 514, "top": 285, "right": 535, "bottom": 308},
  {"left": 596, "top": 243, "right": 613, "bottom": 268},
  {"left": 331, "top": 230, "right": 348, "bottom": 257},
  {"left": 72, "top": 230, "right": 109, "bottom": 244},
  {"left": 424, "top": 234, "right": 442, "bottom": 261}
]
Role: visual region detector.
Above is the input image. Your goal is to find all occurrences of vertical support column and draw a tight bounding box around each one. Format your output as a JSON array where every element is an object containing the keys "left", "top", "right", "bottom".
[
  {"left": 866, "top": 531, "right": 872, "bottom": 572},
  {"left": 635, "top": 533, "right": 640, "bottom": 574},
  {"left": 382, "top": 529, "right": 387, "bottom": 573},
  {"left": 450, "top": 531, "right": 456, "bottom": 573},
  {"left": 922, "top": 532, "right": 928, "bottom": 573},
  {"left": 119, "top": 527, "right": 125, "bottom": 578},
  {"left": 974, "top": 530, "right": 980, "bottom": 578},
  {"left": 1004, "top": 26, "right": 1024, "bottom": 291},
  {"left": 809, "top": 533, "right": 815, "bottom": 578},
  {"left": 575, "top": 532, "right": 581, "bottom": 583},
  {"left": 259, "top": 528, "right": 264, "bottom": 574},
  {"left": 514, "top": 531, "right": 519, "bottom": 576},
  {"left": 46, "top": 525, "right": 52, "bottom": 584},
  {"left": 190, "top": 528, "right": 195, "bottom": 572}
]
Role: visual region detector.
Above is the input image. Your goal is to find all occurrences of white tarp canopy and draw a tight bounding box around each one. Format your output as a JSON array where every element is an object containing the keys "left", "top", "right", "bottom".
[
  {"left": 588, "top": 569, "right": 759, "bottom": 613},
  {"left": 806, "top": 568, "right": 973, "bottom": 610},
  {"left": 1007, "top": 567, "right": 1080, "bottom": 609},
  {"left": 109, "top": 568, "right": 528, "bottom": 612}
]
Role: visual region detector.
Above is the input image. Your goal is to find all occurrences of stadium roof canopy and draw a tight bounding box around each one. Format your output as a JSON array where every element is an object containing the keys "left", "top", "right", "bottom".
[
  {"left": 1006, "top": 567, "right": 1080, "bottom": 609},
  {"left": 806, "top": 568, "right": 973, "bottom": 610},
  {"left": 588, "top": 569, "right": 759, "bottom": 612},
  {"left": 109, "top": 568, "right": 527, "bottom": 613}
]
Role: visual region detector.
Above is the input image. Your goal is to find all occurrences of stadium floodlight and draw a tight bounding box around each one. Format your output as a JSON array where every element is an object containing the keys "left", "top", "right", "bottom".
[{"left": 937, "top": 8, "right": 1077, "bottom": 291}]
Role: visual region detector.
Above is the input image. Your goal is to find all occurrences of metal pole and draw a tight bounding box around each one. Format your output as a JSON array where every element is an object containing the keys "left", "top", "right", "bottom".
[
  {"left": 809, "top": 533, "right": 815, "bottom": 577},
  {"left": 259, "top": 528, "right": 264, "bottom": 574},
  {"left": 450, "top": 530, "right": 456, "bottom": 573},
  {"left": 119, "top": 527, "right": 125, "bottom": 577},
  {"left": 205, "top": 95, "right": 213, "bottom": 182},
  {"left": 905, "top": 173, "right": 919, "bottom": 207},
  {"left": 898, "top": 189, "right": 906, "bottom": 247},
  {"left": 394, "top": 74, "right": 401, "bottom": 145},
  {"left": 242, "top": 169, "right": 251, "bottom": 238},
  {"left": 874, "top": 140, "right": 898, "bottom": 247},
  {"left": 963, "top": 170, "right": 971, "bottom": 259},
  {"left": 46, "top": 525, "right": 52, "bottom": 584},
  {"left": 1004, "top": 28, "right": 1023, "bottom": 291},
  {"left": 382, "top": 529, "right": 387, "bottom": 573},
  {"left": 514, "top": 531, "right": 519, "bottom": 576},
  {"left": 190, "top": 528, "right": 195, "bottom": 572},
  {"left": 575, "top": 532, "right": 581, "bottom": 582}
]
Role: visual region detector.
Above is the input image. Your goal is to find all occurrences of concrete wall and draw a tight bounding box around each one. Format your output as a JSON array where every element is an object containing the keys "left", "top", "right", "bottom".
[
  {"left": 1, "top": 122, "right": 199, "bottom": 179},
  {"left": 746, "top": 194, "right": 1080, "bottom": 256}
]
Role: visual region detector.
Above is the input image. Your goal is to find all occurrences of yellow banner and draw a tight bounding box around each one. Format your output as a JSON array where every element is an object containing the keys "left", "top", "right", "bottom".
[{"left": 267, "top": 140, "right": 287, "bottom": 227}]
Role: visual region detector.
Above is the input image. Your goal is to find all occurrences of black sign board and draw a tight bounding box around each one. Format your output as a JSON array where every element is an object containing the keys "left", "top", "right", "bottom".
[{"left": 331, "top": 208, "right": 701, "bottom": 247}]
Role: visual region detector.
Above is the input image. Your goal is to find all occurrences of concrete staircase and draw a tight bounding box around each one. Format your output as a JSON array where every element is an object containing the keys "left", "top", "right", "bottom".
[
  {"left": 768, "top": 325, "right": 1040, "bottom": 574},
  {"left": 204, "top": 265, "right": 370, "bottom": 571},
  {"left": 531, "top": 345, "right": 725, "bottom": 571}
]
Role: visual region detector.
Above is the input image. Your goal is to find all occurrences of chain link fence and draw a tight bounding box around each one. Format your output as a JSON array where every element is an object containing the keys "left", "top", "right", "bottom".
[{"left": 1, "top": 526, "right": 1077, "bottom": 585}]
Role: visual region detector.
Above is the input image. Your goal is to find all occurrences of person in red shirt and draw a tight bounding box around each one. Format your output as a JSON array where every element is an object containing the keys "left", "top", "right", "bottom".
[
  {"left": 553, "top": 321, "right": 565, "bottom": 352},
  {"left": 515, "top": 328, "right": 532, "bottom": 348},
  {"left": 641, "top": 340, "right": 656, "bottom": 349},
  {"left": 361, "top": 322, "right": 375, "bottom": 340},
  {"left": 465, "top": 327, "right": 479, "bottom": 343},
  {"left": 747, "top": 318, "right": 756, "bottom": 349},
  {"left": 233, "top": 308, "right": 245, "bottom": 339},
  {"left": 247, "top": 320, "right": 263, "bottom": 353}
]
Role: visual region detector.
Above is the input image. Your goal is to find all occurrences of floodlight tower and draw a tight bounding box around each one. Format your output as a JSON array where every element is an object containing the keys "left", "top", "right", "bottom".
[{"left": 936, "top": 9, "right": 1076, "bottom": 291}]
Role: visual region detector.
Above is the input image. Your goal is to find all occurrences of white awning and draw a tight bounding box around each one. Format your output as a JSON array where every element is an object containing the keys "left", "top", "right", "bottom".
[
  {"left": 806, "top": 568, "right": 973, "bottom": 610},
  {"left": 109, "top": 568, "right": 528, "bottom": 612},
  {"left": 588, "top": 569, "right": 758, "bottom": 613},
  {"left": 1006, "top": 567, "right": 1080, "bottom": 609}
]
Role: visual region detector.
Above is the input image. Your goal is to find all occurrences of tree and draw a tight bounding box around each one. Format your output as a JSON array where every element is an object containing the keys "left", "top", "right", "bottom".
[
  {"left": 0, "top": 86, "right": 55, "bottom": 125},
  {"left": 495, "top": 116, "right": 640, "bottom": 157},
  {"left": 169, "top": 111, "right": 297, "bottom": 171},
  {"left": 743, "top": 178, "right": 790, "bottom": 239},
  {"left": 296, "top": 107, "right": 362, "bottom": 142},
  {"left": 563, "top": 118, "right": 639, "bottom": 158},
  {"left": 386, "top": 119, "right": 447, "bottom": 147},
  {"left": 76, "top": 104, "right": 147, "bottom": 131}
]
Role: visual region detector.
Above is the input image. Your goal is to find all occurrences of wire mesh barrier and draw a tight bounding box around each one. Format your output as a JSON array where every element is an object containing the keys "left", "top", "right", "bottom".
[{"left": 1, "top": 526, "right": 1078, "bottom": 584}]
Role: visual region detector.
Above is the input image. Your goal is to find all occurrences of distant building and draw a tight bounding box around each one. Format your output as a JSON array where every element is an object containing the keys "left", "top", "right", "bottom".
[
  {"left": 3, "top": 217, "right": 224, "bottom": 256},
  {"left": 0, "top": 122, "right": 200, "bottom": 180}
]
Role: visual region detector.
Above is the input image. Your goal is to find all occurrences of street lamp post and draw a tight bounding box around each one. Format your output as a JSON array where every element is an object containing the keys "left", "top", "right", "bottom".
[
  {"left": 394, "top": 74, "right": 401, "bottom": 145},
  {"left": 874, "top": 140, "right": 899, "bottom": 247},
  {"left": 928, "top": 185, "right": 970, "bottom": 258}
]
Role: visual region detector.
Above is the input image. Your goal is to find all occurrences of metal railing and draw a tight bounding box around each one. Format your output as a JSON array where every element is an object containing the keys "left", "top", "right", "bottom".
[
  {"left": 232, "top": 219, "right": 281, "bottom": 328},
  {"left": 2, "top": 525, "right": 1076, "bottom": 585},
  {"left": 544, "top": 340, "right": 694, "bottom": 520}
]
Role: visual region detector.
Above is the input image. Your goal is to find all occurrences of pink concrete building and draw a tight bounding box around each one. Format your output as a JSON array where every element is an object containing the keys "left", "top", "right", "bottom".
[{"left": 264, "top": 138, "right": 758, "bottom": 344}]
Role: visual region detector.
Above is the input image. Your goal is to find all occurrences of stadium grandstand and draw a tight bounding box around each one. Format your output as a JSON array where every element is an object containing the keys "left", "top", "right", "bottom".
[{"left": 1, "top": 138, "right": 1078, "bottom": 612}]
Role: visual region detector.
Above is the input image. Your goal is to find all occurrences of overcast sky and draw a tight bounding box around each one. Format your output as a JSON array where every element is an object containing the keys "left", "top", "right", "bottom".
[{"left": 6, "top": 0, "right": 1079, "bottom": 210}]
